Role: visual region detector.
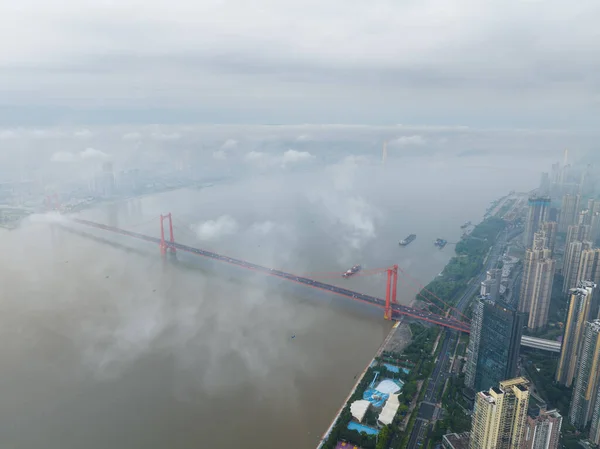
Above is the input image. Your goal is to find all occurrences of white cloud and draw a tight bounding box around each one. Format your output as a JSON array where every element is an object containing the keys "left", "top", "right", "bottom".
[
  {"left": 389, "top": 135, "right": 426, "bottom": 147},
  {"left": 212, "top": 138, "right": 238, "bottom": 160},
  {"left": 329, "top": 155, "right": 370, "bottom": 192},
  {"left": 244, "top": 149, "right": 315, "bottom": 169},
  {"left": 250, "top": 221, "right": 277, "bottom": 235},
  {"left": 245, "top": 151, "right": 268, "bottom": 162},
  {"left": 122, "top": 132, "right": 142, "bottom": 141},
  {"left": 0, "top": 1, "right": 597, "bottom": 127},
  {"left": 80, "top": 147, "right": 109, "bottom": 160},
  {"left": 212, "top": 150, "right": 227, "bottom": 160},
  {"left": 0, "top": 129, "right": 18, "bottom": 139},
  {"left": 74, "top": 129, "right": 93, "bottom": 138},
  {"left": 52, "top": 148, "right": 110, "bottom": 162},
  {"left": 249, "top": 221, "right": 291, "bottom": 236},
  {"left": 151, "top": 132, "right": 181, "bottom": 141},
  {"left": 31, "top": 129, "right": 65, "bottom": 139},
  {"left": 194, "top": 215, "right": 238, "bottom": 241},
  {"left": 51, "top": 151, "right": 76, "bottom": 162},
  {"left": 222, "top": 139, "right": 238, "bottom": 149},
  {"left": 281, "top": 149, "right": 314, "bottom": 166}
]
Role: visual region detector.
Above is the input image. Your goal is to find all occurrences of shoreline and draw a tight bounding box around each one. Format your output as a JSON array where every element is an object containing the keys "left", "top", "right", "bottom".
[
  {"left": 315, "top": 194, "right": 511, "bottom": 449},
  {"left": 316, "top": 321, "right": 401, "bottom": 449}
]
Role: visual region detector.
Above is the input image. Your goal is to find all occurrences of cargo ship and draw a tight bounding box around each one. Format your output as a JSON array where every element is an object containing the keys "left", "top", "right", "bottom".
[
  {"left": 343, "top": 265, "right": 362, "bottom": 278},
  {"left": 461, "top": 221, "right": 472, "bottom": 229},
  {"left": 434, "top": 238, "right": 447, "bottom": 249},
  {"left": 399, "top": 234, "right": 416, "bottom": 246}
]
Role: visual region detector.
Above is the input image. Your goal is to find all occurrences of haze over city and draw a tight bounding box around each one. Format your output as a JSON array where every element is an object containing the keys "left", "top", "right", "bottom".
[{"left": 0, "top": 1, "right": 599, "bottom": 449}]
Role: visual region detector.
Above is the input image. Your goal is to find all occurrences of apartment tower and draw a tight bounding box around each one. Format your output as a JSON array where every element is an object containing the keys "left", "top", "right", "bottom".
[
  {"left": 523, "top": 196, "right": 551, "bottom": 248},
  {"left": 559, "top": 194, "right": 581, "bottom": 233},
  {"left": 469, "top": 378, "right": 530, "bottom": 449},
  {"left": 522, "top": 408, "right": 562, "bottom": 449},
  {"left": 518, "top": 231, "right": 556, "bottom": 330},
  {"left": 569, "top": 320, "right": 600, "bottom": 429},
  {"left": 556, "top": 281, "right": 596, "bottom": 386}
]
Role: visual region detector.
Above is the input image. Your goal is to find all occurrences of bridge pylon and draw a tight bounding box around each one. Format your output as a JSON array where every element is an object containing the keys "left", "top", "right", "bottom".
[
  {"left": 384, "top": 264, "right": 398, "bottom": 320},
  {"left": 159, "top": 213, "right": 176, "bottom": 257}
]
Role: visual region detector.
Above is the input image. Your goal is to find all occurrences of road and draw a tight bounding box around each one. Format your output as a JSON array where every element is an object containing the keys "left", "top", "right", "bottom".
[
  {"left": 407, "top": 331, "right": 456, "bottom": 449},
  {"left": 406, "top": 227, "right": 520, "bottom": 449}
]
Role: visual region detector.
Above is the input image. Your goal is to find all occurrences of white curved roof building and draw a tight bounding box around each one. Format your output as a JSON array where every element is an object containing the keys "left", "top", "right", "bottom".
[
  {"left": 375, "top": 380, "right": 402, "bottom": 395},
  {"left": 350, "top": 400, "right": 371, "bottom": 423},
  {"left": 378, "top": 394, "right": 400, "bottom": 426}
]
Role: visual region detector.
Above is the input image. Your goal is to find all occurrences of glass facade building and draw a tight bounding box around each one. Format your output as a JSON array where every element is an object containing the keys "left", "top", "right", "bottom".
[{"left": 473, "top": 300, "right": 526, "bottom": 393}]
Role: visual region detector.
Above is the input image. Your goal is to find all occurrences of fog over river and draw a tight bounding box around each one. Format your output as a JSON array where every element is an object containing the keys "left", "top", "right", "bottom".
[{"left": 0, "top": 140, "right": 560, "bottom": 448}]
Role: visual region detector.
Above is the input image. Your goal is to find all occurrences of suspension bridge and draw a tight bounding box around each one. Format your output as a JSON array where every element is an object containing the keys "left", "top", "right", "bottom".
[
  {"left": 46, "top": 203, "right": 563, "bottom": 352},
  {"left": 51, "top": 209, "right": 471, "bottom": 333}
]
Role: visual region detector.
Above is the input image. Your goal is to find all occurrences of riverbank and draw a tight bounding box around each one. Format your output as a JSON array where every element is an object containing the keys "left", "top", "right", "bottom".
[
  {"left": 316, "top": 199, "right": 512, "bottom": 449},
  {"left": 316, "top": 321, "right": 404, "bottom": 448}
]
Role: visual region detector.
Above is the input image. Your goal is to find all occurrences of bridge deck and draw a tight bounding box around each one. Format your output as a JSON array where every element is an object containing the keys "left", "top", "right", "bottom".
[{"left": 71, "top": 218, "right": 470, "bottom": 333}]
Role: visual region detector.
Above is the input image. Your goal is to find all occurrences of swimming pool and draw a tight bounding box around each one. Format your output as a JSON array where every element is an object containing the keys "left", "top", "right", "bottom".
[
  {"left": 347, "top": 422, "right": 380, "bottom": 436},
  {"left": 382, "top": 363, "right": 410, "bottom": 375}
]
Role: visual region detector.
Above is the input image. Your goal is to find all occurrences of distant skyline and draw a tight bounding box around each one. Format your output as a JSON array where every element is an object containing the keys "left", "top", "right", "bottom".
[{"left": 0, "top": 1, "right": 598, "bottom": 127}]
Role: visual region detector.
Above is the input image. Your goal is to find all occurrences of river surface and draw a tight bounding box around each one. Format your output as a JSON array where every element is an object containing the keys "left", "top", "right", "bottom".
[{"left": 0, "top": 153, "right": 549, "bottom": 448}]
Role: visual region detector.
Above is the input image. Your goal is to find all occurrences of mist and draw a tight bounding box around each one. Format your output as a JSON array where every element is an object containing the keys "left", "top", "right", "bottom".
[{"left": 0, "top": 124, "right": 592, "bottom": 448}]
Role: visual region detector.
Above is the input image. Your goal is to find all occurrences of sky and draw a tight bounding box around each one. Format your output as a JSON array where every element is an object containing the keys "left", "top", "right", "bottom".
[{"left": 0, "top": 0, "right": 599, "bottom": 127}]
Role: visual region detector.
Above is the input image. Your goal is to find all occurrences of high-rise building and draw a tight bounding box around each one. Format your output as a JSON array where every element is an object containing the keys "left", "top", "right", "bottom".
[
  {"left": 481, "top": 269, "right": 502, "bottom": 302},
  {"left": 519, "top": 231, "right": 556, "bottom": 330},
  {"left": 586, "top": 200, "right": 600, "bottom": 244},
  {"left": 566, "top": 224, "right": 592, "bottom": 248},
  {"left": 556, "top": 282, "right": 596, "bottom": 386},
  {"left": 470, "top": 378, "right": 530, "bottom": 449},
  {"left": 540, "top": 222, "right": 558, "bottom": 257},
  {"left": 465, "top": 298, "right": 484, "bottom": 390},
  {"left": 559, "top": 194, "right": 581, "bottom": 233},
  {"left": 590, "top": 381, "right": 600, "bottom": 445},
  {"left": 591, "top": 213, "right": 600, "bottom": 246},
  {"left": 569, "top": 320, "right": 600, "bottom": 429},
  {"left": 473, "top": 300, "right": 525, "bottom": 393},
  {"left": 576, "top": 249, "right": 600, "bottom": 288},
  {"left": 522, "top": 408, "right": 562, "bottom": 449},
  {"left": 563, "top": 239, "right": 593, "bottom": 294},
  {"left": 588, "top": 199, "right": 600, "bottom": 215},
  {"left": 523, "top": 196, "right": 551, "bottom": 248},
  {"left": 539, "top": 173, "right": 550, "bottom": 196}
]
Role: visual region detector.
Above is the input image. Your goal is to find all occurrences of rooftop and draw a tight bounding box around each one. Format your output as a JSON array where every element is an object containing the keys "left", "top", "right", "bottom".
[{"left": 442, "top": 432, "right": 471, "bottom": 449}]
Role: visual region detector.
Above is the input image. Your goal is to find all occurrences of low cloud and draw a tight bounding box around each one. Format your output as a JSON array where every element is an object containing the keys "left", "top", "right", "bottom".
[
  {"left": 74, "top": 129, "right": 93, "bottom": 139},
  {"left": 281, "top": 149, "right": 315, "bottom": 166},
  {"left": 222, "top": 139, "right": 238, "bottom": 149},
  {"left": 51, "top": 148, "right": 110, "bottom": 162},
  {"left": 123, "top": 132, "right": 142, "bottom": 141},
  {"left": 245, "top": 151, "right": 267, "bottom": 162},
  {"left": 245, "top": 149, "right": 315, "bottom": 169},
  {"left": 0, "top": 129, "right": 18, "bottom": 140},
  {"left": 80, "top": 147, "right": 109, "bottom": 160},
  {"left": 51, "top": 151, "right": 76, "bottom": 162},
  {"left": 212, "top": 150, "right": 228, "bottom": 161},
  {"left": 212, "top": 138, "right": 238, "bottom": 160},
  {"left": 329, "top": 155, "right": 370, "bottom": 192},
  {"left": 151, "top": 132, "right": 181, "bottom": 141},
  {"left": 389, "top": 135, "right": 426, "bottom": 147},
  {"left": 194, "top": 215, "right": 238, "bottom": 241},
  {"left": 249, "top": 221, "right": 291, "bottom": 237}
]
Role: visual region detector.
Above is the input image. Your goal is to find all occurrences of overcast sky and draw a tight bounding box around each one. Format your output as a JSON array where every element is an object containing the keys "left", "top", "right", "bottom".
[{"left": 0, "top": 1, "right": 598, "bottom": 127}]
